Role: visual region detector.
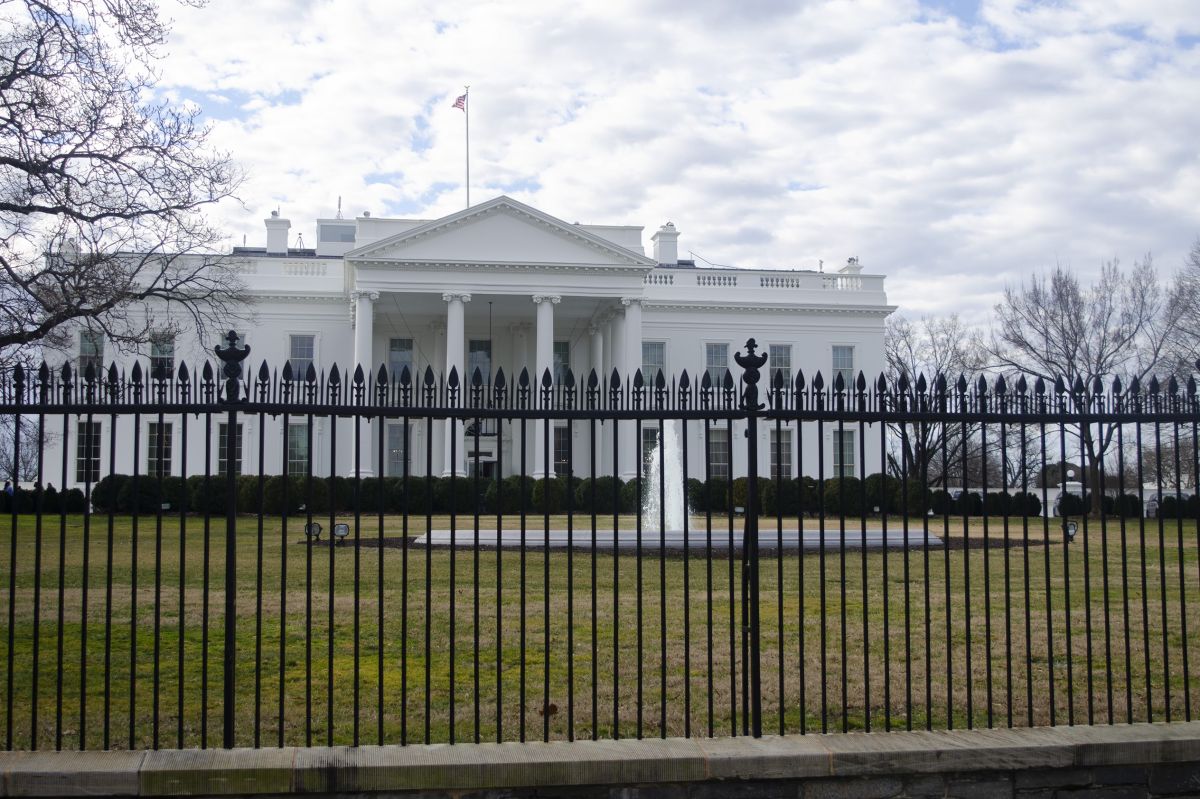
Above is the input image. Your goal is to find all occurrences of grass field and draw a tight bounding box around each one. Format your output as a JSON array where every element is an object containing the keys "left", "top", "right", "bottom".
[{"left": 0, "top": 510, "right": 1197, "bottom": 750}]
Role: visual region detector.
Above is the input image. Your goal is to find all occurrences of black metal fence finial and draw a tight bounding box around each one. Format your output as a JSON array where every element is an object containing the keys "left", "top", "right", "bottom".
[{"left": 214, "top": 330, "right": 250, "bottom": 403}]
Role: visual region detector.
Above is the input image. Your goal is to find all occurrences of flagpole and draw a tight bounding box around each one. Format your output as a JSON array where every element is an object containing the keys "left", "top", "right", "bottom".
[{"left": 464, "top": 85, "right": 470, "bottom": 208}]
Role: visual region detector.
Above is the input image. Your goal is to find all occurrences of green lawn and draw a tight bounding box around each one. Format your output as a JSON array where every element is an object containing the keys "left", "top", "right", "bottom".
[{"left": 0, "top": 511, "right": 1197, "bottom": 750}]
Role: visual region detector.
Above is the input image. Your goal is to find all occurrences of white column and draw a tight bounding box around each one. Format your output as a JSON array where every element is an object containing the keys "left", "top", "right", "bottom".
[
  {"left": 532, "top": 294, "right": 560, "bottom": 479},
  {"left": 443, "top": 292, "right": 471, "bottom": 477},
  {"left": 618, "top": 297, "right": 643, "bottom": 480},
  {"left": 430, "top": 318, "right": 446, "bottom": 477},
  {"left": 509, "top": 322, "right": 531, "bottom": 478},
  {"left": 601, "top": 316, "right": 613, "bottom": 386},
  {"left": 588, "top": 323, "right": 604, "bottom": 477},
  {"left": 351, "top": 290, "right": 379, "bottom": 475},
  {"left": 588, "top": 324, "right": 604, "bottom": 392},
  {"left": 352, "top": 291, "right": 379, "bottom": 374},
  {"left": 609, "top": 308, "right": 625, "bottom": 479}
]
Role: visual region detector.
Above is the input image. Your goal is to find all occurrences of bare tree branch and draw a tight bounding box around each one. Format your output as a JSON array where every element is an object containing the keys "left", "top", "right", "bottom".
[{"left": 0, "top": 0, "right": 248, "bottom": 361}]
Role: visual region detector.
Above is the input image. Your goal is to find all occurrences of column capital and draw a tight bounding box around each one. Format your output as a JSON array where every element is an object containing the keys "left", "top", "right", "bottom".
[
  {"left": 588, "top": 324, "right": 601, "bottom": 336},
  {"left": 532, "top": 294, "right": 562, "bottom": 305},
  {"left": 430, "top": 318, "right": 446, "bottom": 333},
  {"left": 350, "top": 290, "right": 380, "bottom": 302},
  {"left": 442, "top": 291, "right": 472, "bottom": 303},
  {"left": 509, "top": 322, "right": 532, "bottom": 334},
  {"left": 620, "top": 296, "right": 643, "bottom": 307}
]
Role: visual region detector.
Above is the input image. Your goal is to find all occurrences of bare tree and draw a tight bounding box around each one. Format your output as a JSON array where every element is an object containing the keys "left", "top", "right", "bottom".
[
  {"left": 1, "top": 0, "right": 246, "bottom": 361},
  {"left": 988, "top": 258, "right": 1189, "bottom": 509},
  {"left": 884, "top": 314, "right": 987, "bottom": 484},
  {"left": 1166, "top": 237, "right": 1200, "bottom": 373}
]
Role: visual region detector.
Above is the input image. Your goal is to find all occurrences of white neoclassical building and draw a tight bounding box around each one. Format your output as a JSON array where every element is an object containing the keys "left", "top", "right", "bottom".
[{"left": 47, "top": 195, "right": 895, "bottom": 489}]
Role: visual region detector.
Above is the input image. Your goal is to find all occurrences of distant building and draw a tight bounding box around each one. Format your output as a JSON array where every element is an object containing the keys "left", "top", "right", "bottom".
[{"left": 45, "top": 196, "right": 895, "bottom": 487}]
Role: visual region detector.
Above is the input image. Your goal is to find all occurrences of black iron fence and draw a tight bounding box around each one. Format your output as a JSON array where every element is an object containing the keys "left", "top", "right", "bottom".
[{"left": 0, "top": 335, "right": 1197, "bottom": 751}]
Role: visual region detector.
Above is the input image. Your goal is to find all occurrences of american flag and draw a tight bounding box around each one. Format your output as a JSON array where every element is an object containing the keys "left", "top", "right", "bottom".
[{"left": 452, "top": 94, "right": 467, "bottom": 110}]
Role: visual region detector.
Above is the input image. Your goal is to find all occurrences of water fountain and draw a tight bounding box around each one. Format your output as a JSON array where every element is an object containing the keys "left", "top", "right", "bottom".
[{"left": 643, "top": 419, "right": 689, "bottom": 533}]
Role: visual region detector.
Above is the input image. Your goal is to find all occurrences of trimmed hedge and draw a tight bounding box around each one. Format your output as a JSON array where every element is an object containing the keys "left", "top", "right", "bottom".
[{"left": 40, "top": 472, "right": 1137, "bottom": 520}]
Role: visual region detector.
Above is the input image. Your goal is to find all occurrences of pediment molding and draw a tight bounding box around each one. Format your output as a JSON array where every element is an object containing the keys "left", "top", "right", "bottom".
[
  {"left": 352, "top": 259, "right": 650, "bottom": 276},
  {"left": 345, "top": 196, "right": 655, "bottom": 268}
]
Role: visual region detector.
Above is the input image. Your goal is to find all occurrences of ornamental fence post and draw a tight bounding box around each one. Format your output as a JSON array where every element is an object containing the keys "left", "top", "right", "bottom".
[
  {"left": 735, "top": 337, "right": 768, "bottom": 738},
  {"left": 215, "top": 331, "right": 250, "bottom": 748}
]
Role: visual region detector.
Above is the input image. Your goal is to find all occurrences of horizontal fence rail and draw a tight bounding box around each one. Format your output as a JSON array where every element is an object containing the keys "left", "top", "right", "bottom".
[{"left": 0, "top": 335, "right": 1197, "bottom": 750}]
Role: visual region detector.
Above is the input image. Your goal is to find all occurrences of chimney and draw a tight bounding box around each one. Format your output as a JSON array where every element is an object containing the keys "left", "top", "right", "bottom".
[
  {"left": 265, "top": 210, "right": 291, "bottom": 255},
  {"left": 651, "top": 222, "right": 679, "bottom": 265}
]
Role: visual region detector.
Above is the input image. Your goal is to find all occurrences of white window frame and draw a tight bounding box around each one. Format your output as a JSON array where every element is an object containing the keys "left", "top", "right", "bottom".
[
  {"left": 287, "top": 421, "right": 310, "bottom": 477},
  {"left": 386, "top": 422, "right": 409, "bottom": 477},
  {"left": 705, "top": 342, "right": 729, "bottom": 390},
  {"left": 468, "top": 338, "right": 492, "bottom": 386},
  {"left": 218, "top": 422, "right": 243, "bottom": 477},
  {"left": 553, "top": 425, "right": 572, "bottom": 476},
  {"left": 288, "top": 332, "right": 318, "bottom": 380},
  {"left": 707, "top": 426, "right": 731, "bottom": 481},
  {"left": 768, "top": 344, "right": 792, "bottom": 391},
  {"left": 79, "top": 330, "right": 105, "bottom": 376},
  {"left": 832, "top": 344, "right": 855, "bottom": 391},
  {"left": 150, "top": 333, "right": 175, "bottom": 380},
  {"left": 146, "top": 421, "right": 173, "bottom": 478},
  {"left": 770, "top": 427, "right": 793, "bottom": 480},
  {"left": 642, "top": 341, "right": 667, "bottom": 385},
  {"left": 388, "top": 337, "right": 415, "bottom": 382},
  {"left": 833, "top": 429, "right": 855, "bottom": 478},
  {"left": 76, "top": 420, "right": 102, "bottom": 484},
  {"left": 553, "top": 340, "right": 570, "bottom": 385}
]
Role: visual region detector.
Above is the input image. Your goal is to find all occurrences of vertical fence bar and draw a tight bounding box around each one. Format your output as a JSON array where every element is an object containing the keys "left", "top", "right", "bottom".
[{"left": 215, "top": 331, "right": 247, "bottom": 749}]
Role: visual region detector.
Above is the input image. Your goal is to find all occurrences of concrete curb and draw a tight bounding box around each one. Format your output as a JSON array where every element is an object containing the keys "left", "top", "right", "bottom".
[{"left": 0, "top": 722, "right": 1196, "bottom": 796}]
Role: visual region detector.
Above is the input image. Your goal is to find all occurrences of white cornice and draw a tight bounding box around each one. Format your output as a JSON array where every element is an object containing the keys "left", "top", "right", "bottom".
[
  {"left": 251, "top": 293, "right": 347, "bottom": 304},
  {"left": 345, "top": 196, "right": 656, "bottom": 267},
  {"left": 642, "top": 302, "right": 898, "bottom": 316}
]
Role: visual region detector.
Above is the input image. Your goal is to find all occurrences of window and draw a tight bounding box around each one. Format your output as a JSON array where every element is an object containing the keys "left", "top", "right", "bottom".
[
  {"left": 79, "top": 330, "right": 104, "bottom": 376},
  {"left": 553, "top": 340, "right": 570, "bottom": 384},
  {"left": 318, "top": 224, "right": 356, "bottom": 243},
  {"left": 641, "top": 426, "right": 660, "bottom": 477},
  {"left": 289, "top": 334, "right": 315, "bottom": 378},
  {"left": 146, "top": 422, "right": 173, "bottom": 477},
  {"left": 705, "top": 343, "right": 728, "bottom": 388},
  {"left": 76, "top": 421, "right": 101, "bottom": 483},
  {"left": 386, "top": 423, "right": 408, "bottom": 477},
  {"left": 768, "top": 344, "right": 791, "bottom": 390},
  {"left": 707, "top": 427, "right": 731, "bottom": 481},
  {"left": 388, "top": 338, "right": 414, "bottom": 381},
  {"left": 834, "top": 429, "right": 855, "bottom": 478},
  {"left": 771, "top": 428, "right": 793, "bottom": 480},
  {"left": 468, "top": 339, "right": 492, "bottom": 385},
  {"left": 833, "top": 345, "right": 854, "bottom": 389},
  {"left": 642, "top": 341, "right": 666, "bottom": 384},
  {"left": 150, "top": 333, "right": 175, "bottom": 380},
  {"left": 553, "top": 426, "right": 571, "bottom": 475},
  {"left": 287, "top": 423, "right": 310, "bottom": 477},
  {"left": 218, "top": 423, "right": 243, "bottom": 477}
]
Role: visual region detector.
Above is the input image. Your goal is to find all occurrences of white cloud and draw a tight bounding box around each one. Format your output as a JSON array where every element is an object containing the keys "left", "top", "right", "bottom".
[{"left": 155, "top": 0, "right": 1200, "bottom": 320}]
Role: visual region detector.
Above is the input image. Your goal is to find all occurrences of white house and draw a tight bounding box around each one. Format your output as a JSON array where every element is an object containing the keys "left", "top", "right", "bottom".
[{"left": 46, "top": 195, "right": 895, "bottom": 489}]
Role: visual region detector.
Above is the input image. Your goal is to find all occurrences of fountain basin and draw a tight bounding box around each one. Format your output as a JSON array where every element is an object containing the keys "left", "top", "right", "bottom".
[{"left": 414, "top": 528, "right": 942, "bottom": 550}]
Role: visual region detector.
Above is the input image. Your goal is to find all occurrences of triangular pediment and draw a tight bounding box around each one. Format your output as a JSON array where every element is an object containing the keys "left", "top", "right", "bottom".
[{"left": 345, "top": 196, "right": 654, "bottom": 267}]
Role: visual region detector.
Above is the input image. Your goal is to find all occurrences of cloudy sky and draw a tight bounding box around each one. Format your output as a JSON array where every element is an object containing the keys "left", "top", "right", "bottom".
[{"left": 156, "top": 0, "right": 1200, "bottom": 319}]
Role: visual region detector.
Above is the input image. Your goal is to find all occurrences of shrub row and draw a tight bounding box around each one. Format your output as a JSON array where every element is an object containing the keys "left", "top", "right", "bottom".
[
  {"left": 0, "top": 486, "right": 87, "bottom": 514},
  {"left": 77, "top": 473, "right": 1143, "bottom": 518}
]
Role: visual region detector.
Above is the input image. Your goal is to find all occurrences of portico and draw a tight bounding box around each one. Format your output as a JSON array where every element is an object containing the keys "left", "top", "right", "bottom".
[{"left": 344, "top": 196, "right": 655, "bottom": 479}]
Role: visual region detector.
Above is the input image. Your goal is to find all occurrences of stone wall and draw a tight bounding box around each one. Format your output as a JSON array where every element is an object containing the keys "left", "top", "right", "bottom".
[{"left": 0, "top": 722, "right": 1196, "bottom": 798}]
